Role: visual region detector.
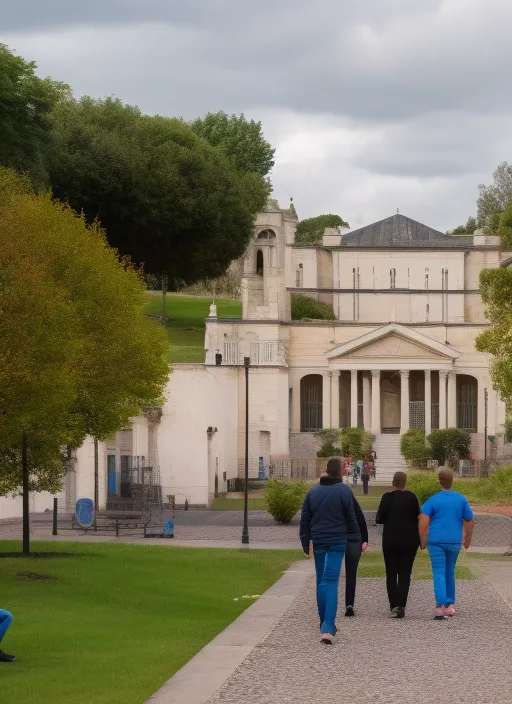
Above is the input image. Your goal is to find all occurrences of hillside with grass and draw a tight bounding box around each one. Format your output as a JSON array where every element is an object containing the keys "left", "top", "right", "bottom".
[{"left": 144, "top": 294, "right": 242, "bottom": 363}]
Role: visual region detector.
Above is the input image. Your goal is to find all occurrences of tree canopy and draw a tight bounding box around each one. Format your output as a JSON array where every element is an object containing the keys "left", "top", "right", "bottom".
[
  {"left": 0, "top": 167, "right": 169, "bottom": 495},
  {"left": 48, "top": 97, "right": 269, "bottom": 283},
  {"left": 477, "top": 161, "right": 512, "bottom": 233},
  {"left": 476, "top": 266, "right": 512, "bottom": 403},
  {"left": 190, "top": 111, "right": 275, "bottom": 177},
  {"left": 0, "top": 44, "right": 69, "bottom": 188},
  {"left": 295, "top": 214, "right": 350, "bottom": 244},
  {"left": 447, "top": 216, "right": 477, "bottom": 236}
]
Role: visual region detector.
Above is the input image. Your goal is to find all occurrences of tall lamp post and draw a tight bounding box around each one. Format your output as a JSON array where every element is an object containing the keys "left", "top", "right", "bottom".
[
  {"left": 242, "top": 356, "right": 250, "bottom": 545},
  {"left": 484, "top": 388, "right": 488, "bottom": 469}
]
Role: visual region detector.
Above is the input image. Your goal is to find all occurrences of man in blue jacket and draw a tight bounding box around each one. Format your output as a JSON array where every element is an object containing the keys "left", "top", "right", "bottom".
[{"left": 300, "top": 458, "right": 360, "bottom": 644}]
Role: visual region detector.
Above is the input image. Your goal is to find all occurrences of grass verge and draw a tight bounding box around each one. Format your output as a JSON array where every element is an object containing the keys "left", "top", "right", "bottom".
[
  {"left": 212, "top": 486, "right": 387, "bottom": 512},
  {"left": 0, "top": 541, "right": 298, "bottom": 704},
  {"left": 144, "top": 294, "right": 242, "bottom": 363},
  {"left": 358, "top": 550, "right": 474, "bottom": 580}
]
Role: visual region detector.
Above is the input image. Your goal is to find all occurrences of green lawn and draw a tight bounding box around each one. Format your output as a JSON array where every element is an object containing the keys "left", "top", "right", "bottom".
[
  {"left": 144, "top": 294, "right": 242, "bottom": 363},
  {"left": 211, "top": 486, "right": 387, "bottom": 512},
  {"left": 0, "top": 542, "right": 298, "bottom": 704},
  {"left": 358, "top": 549, "right": 474, "bottom": 580}
]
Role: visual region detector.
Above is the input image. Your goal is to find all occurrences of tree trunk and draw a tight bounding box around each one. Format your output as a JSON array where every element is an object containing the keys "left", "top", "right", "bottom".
[{"left": 22, "top": 431, "right": 30, "bottom": 555}]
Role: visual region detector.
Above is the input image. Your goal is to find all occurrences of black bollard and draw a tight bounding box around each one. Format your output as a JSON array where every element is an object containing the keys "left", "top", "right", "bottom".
[{"left": 52, "top": 497, "right": 58, "bottom": 536}]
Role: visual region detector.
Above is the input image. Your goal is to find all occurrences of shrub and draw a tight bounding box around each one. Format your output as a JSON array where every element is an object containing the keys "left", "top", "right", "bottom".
[
  {"left": 341, "top": 427, "right": 368, "bottom": 460},
  {"left": 400, "top": 429, "right": 432, "bottom": 468},
  {"left": 316, "top": 429, "right": 342, "bottom": 458},
  {"left": 406, "top": 472, "right": 441, "bottom": 505},
  {"left": 264, "top": 478, "right": 308, "bottom": 524},
  {"left": 427, "top": 428, "right": 471, "bottom": 467},
  {"left": 291, "top": 294, "right": 335, "bottom": 321}
]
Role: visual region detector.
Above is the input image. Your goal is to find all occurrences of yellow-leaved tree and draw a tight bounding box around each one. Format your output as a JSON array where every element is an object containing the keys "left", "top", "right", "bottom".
[{"left": 0, "top": 168, "right": 169, "bottom": 537}]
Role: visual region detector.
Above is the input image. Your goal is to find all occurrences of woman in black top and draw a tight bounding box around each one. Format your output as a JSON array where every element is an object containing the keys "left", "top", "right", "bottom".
[{"left": 376, "top": 471, "right": 420, "bottom": 619}]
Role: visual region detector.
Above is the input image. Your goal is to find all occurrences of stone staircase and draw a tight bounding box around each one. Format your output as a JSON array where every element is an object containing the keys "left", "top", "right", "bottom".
[{"left": 373, "top": 434, "right": 407, "bottom": 484}]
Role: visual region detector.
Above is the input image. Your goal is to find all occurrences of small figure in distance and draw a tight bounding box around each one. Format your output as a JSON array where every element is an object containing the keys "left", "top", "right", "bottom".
[{"left": 419, "top": 466, "right": 474, "bottom": 620}]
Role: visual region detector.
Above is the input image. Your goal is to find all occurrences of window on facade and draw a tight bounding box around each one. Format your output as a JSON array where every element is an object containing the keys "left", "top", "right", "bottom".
[
  {"left": 256, "top": 249, "right": 264, "bottom": 276},
  {"left": 425, "top": 267, "right": 429, "bottom": 290},
  {"left": 390, "top": 268, "right": 396, "bottom": 289},
  {"left": 457, "top": 375, "right": 478, "bottom": 432},
  {"left": 257, "top": 229, "right": 276, "bottom": 239},
  {"left": 300, "top": 375, "right": 323, "bottom": 431}
]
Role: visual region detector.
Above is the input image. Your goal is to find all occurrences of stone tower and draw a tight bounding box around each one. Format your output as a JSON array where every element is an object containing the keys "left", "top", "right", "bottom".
[{"left": 241, "top": 201, "right": 297, "bottom": 321}]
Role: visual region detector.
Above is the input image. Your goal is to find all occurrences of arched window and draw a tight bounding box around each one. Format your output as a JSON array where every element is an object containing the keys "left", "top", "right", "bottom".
[
  {"left": 256, "top": 250, "right": 264, "bottom": 276},
  {"left": 300, "top": 375, "right": 323, "bottom": 431},
  {"left": 457, "top": 375, "right": 478, "bottom": 431},
  {"left": 390, "top": 268, "right": 396, "bottom": 289},
  {"left": 257, "top": 229, "right": 276, "bottom": 239}
]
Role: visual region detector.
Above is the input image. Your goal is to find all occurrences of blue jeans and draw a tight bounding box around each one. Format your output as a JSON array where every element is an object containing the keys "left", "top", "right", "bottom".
[
  {"left": 428, "top": 543, "right": 460, "bottom": 607},
  {"left": 313, "top": 544, "right": 345, "bottom": 636},
  {"left": 0, "top": 610, "right": 13, "bottom": 644}
]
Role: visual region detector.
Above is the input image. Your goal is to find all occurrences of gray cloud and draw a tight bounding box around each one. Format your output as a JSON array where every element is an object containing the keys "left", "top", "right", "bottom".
[{"left": 1, "top": 0, "right": 511, "bottom": 231}]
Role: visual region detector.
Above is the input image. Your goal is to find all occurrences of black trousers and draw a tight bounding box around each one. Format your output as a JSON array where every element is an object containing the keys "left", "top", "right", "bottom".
[
  {"left": 344, "top": 539, "right": 361, "bottom": 607},
  {"left": 382, "top": 546, "right": 418, "bottom": 609}
]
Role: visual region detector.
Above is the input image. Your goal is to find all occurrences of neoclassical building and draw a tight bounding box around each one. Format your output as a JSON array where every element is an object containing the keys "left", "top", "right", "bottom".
[{"left": 2, "top": 203, "right": 509, "bottom": 518}]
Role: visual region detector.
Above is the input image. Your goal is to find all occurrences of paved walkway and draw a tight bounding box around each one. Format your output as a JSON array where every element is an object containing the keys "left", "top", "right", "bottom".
[
  {"left": 149, "top": 561, "right": 512, "bottom": 704},
  {"left": 2, "top": 509, "right": 511, "bottom": 550}
]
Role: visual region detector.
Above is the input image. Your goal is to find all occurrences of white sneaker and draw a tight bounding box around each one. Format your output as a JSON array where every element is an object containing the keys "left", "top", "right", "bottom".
[{"left": 320, "top": 633, "right": 335, "bottom": 645}]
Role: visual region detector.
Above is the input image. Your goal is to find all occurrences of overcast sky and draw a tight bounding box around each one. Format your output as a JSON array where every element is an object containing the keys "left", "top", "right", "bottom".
[{"left": 2, "top": 0, "right": 511, "bottom": 231}]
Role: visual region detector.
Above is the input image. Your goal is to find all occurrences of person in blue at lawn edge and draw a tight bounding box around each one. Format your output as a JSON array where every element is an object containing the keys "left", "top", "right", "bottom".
[
  {"left": 0, "top": 609, "right": 15, "bottom": 662},
  {"left": 419, "top": 466, "right": 475, "bottom": 620},
  {"left": 300, "top": 458, "right": 360, "bottom": 644}
]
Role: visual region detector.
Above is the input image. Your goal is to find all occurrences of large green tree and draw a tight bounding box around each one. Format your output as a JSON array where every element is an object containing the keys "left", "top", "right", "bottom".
[
  {"left": 477, "top": 161, "right": 512, "bottom": 233},
  {"left": 190, "top": 111, "right": 275, "bottom": 177},
  {"left": 0, "top": 167, "right": 169, "bottom": 496},
  {"left": 476, "top": 265, "right": 512, "bottom": 403},
  {"left": 48, "top": 97, "right": 268, "bottom": 283},
  {"left": 0, "top": 44, "right": 69, "bottom": 188},
  {"left": 295, "top": 214, "right": 350, "bottom": 244}
]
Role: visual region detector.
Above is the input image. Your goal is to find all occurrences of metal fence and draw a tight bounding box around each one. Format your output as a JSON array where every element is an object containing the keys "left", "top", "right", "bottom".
[{"left": 269, "top": 459, "right": 318, "bottom": 481}]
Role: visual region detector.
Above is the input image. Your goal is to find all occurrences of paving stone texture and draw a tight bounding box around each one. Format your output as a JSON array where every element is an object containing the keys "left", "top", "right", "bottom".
[{"left": 206, "top": 577, "right": 512, "bottom": 704}]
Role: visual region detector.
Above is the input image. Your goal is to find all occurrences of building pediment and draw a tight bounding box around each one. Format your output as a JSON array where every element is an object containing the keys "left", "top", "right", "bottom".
[{"left": 326, "top": 324, "right": 459, "bottom": 367}]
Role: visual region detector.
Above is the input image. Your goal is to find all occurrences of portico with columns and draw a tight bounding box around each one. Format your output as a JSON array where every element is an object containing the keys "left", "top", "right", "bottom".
[{"left": 312, "top": 323, "right": 476, "bottom": 436}]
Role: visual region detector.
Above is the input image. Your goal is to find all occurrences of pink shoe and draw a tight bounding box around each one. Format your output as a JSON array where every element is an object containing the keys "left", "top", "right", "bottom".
[
  {"left": 434, "top": 606, "right": 447, "bottom": 620},
  {"left": 445, "top": 605, "right": 456, "bottom": 617}
]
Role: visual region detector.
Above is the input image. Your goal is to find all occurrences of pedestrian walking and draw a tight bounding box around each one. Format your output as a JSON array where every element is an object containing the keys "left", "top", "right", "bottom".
[
  {"left": 0, "top": 609, "right": 15, "bottom": 662},
  {"left": 419, "top": 466, "right": 474, "bottom": 620},
  {"left": 344, "top": 494, "right": 368, "bottom": 618},
  {"left": 361, "top": 463, "right": 370, "bottom": 495},
  {"left": 300, "top": 458, "right": 360, "bottom": 644},
  {"left": 376, "top": 471, "right": 420, "bottom": 619}
]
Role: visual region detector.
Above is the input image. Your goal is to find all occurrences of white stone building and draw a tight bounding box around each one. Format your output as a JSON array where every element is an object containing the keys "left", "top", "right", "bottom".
[{"left": 2, "top": 204, "right": 511, "bottom": 518}]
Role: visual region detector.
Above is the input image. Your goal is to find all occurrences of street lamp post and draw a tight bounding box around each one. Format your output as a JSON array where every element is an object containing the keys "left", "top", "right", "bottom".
[{"left": 242, "top": 356, "right": 250, "bottom": 545}]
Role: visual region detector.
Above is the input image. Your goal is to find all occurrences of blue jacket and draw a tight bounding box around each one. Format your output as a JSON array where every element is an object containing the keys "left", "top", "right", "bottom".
[{"left": 299, "top": 477, "right": 361, "bottom": 553}]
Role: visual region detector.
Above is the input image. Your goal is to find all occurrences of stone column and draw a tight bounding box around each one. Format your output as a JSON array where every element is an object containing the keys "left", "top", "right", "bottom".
[
  {"left": 371, "top": 370, "right": 381, "bottom": 435},
  {"left": 362, "top": 372, "right": 371, "bottom": 430},
  {"left": 447, "top": 371, "right": 457, "bottom": 428},
  {"left": 350, "top": 369, "right": 358, "bottom": 427},
  {"left": 322, "top": 372, "right": 332, "bottom": 429},
  {"left": 331, "top": 371, "right": 340, "bottom": 429},
  {"left": 424, "top": 370, "right": 432, "bottom": 435},
  {"left": 439, "top": 370, "right": 448, "bottom": 429},
  {"left": 400, "top": 370, "right": 410, "bottom": 434}
]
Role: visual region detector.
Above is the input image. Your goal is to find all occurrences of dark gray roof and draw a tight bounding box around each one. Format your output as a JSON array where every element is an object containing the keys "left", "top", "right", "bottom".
[{"left": 338, "top": 214, "right": 474, "bottom": 248}]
